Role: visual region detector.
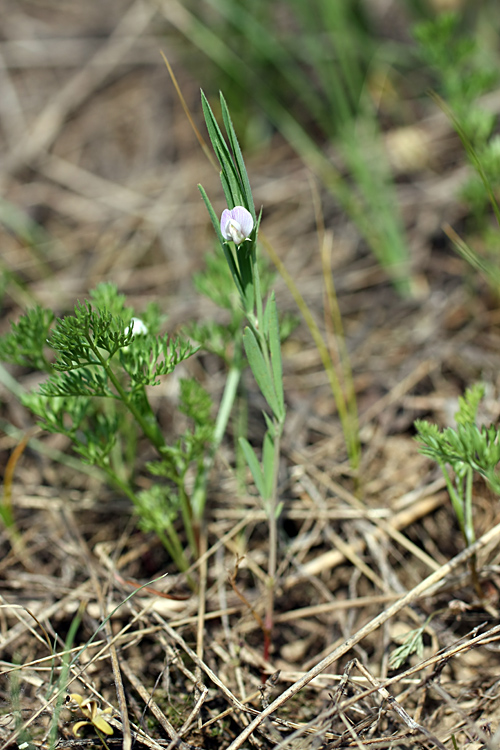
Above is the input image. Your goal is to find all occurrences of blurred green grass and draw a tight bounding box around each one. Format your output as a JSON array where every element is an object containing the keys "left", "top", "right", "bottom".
[{"left": 173, "top": 0, "right": 500, "bottom": 293}]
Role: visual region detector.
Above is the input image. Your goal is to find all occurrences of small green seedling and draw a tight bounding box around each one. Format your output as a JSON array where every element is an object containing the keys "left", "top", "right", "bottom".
[
  {"left": 415, "top": 383, "right": 500, "bottom": 595},
  {"left": 389, "top": 623, "right": 426, "bottom": 670}
]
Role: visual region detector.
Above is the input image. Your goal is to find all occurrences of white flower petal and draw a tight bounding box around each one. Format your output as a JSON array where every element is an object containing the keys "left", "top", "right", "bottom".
[
  {"left": 220, "top": 206, "right": 254, "bottom": 244},
  {"left": 230, "top": 206, "right": 253, "bottom": 238},
  {"left": 220, "top": 208, "right": 233, "bottom": 239}
]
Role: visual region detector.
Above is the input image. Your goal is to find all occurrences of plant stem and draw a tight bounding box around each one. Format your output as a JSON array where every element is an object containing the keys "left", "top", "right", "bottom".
[
  {"left": 158, "top": 526, "right": 191, "bottom": 577},
  {"left": 464, "top": 466, "right": 475, "bottom": 546},
  {"left": 439, "top": 460, "right": 465, "bottom": 532},
  {"left": 190, "top": 361, "right": 242, "bottom": 521},
  {"left": 263, "top": 421, "right": 283, "bottom": 663},
  {"left": 101, "top": 464, "right": 190, "bottom": 573},
  {"left": 87, "top": 337, "right": 166, "bottom": 453},
  {"left": 178, "top": 483, "right": 198, "bottom": 559},
  {"left": 464, "top": 466, "right": 484, "bottom": 599}
]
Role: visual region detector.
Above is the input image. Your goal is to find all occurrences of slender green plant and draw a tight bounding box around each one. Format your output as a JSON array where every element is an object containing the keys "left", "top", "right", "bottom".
[
  {"left": 389, "top": 616, "right": 431, "bottom": 670},
  {"left": 415, "top": 383, "right": 500, "bottom": 596},
  {"left": 162, "top": 56, "right": 360, "bottom": 473},
  {"left": 199, "top": 90, "right": 286, "bottom": 659},
  {"left": 260, "top": 233, "right": 360, "bottom": 471},
  {"left": 176, "top": 0, "right": 412, "bottom": 291}
]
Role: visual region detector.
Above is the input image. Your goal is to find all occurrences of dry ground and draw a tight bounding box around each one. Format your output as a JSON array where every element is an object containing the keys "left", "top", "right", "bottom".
[{"left": 2, "top": 3, "right": 500, "bottom": 750}]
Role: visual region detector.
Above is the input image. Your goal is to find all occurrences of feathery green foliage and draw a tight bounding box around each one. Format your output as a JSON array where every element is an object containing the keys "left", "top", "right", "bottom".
[
  {"left": 0, "top": 283, "right": 213, "bottom": 572},
  {"left": 415, "top": 384, "right": 500, "bottom": 550}
]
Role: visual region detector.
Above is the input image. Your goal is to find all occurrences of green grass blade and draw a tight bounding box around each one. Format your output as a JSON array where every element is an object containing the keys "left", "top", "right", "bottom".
[
  {"left": 220, "top": 92, "right": 255, "bottom": 217},
  {"left": 202, "top": 91, "right": 243, "bottom": 207},
  {"left": 243, "top": 326, "right": 279, "bottom": 417},
  {"left": 239, "top": 436, "right": 266, "bottom": 499},
  {"left": 201, "top": 90, "right": 234, "bottom": 170},
  {"left": 262, "top": 430, "right": 275, "bottom": 501}
]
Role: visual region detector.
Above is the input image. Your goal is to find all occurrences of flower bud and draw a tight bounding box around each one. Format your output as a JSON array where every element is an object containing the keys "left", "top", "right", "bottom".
[{"left": 126, "top": 317, "right": 148, "bottom": 337}]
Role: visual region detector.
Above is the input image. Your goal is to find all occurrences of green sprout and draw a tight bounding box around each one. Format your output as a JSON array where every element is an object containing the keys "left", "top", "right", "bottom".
[
  {"left": 389, "top": 623, "right": 426, "bottom": 670},
  {"left": 415, "top": 383, "right": 500, "bottom": 596}
]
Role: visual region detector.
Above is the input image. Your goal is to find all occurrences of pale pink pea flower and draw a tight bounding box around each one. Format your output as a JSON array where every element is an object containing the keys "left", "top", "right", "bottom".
[{"left": 220, "top": 206, "right": 254, "bottom": 245}]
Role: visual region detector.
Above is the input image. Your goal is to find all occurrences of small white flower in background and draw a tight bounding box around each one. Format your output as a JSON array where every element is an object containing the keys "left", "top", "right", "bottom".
[
  {"left": 126, "top": 317, "right": 148, "bottom": 337},
  {"left": 220, "top": 206, "right": 254, "bottom": 245}
]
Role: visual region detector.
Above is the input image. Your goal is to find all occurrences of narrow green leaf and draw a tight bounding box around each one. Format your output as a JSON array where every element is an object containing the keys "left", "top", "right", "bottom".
[
  {"left": 263, "top": 411, "right": 276, "bottom": 438},
  {"left": 262, "top": 295, "right": 271, "bottom": 337},
  {"left": 201, "top": 91, "right": 243, "bottom": 208},
  {"left": 201, "top": 91, "right": 234, "bottom": 174},
  {"left": 220, "top": 93, "right": 255, "bottom": 217},
  {"left": 197, "top": 184, "right": 225, "bottom": 245},
  {"left": 219, "top": 158, "right": 242, "bottom": 208},
  {"left": 239, "top": 437, "right": 266, "bottom": 499},
  {"left": 243, "top": 327, "right": 279, "bottom": 416},
  {"left": 262, "top": 430, "right": 275, "bottom": 501},
  {"left": 238, "top": 250, "right": 255, "bottom": 316}
]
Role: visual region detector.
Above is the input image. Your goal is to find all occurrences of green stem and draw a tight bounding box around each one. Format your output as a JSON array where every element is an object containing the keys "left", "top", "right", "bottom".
[
  {"left": 178, "top": 483, "right": 198, "bottom": 559},
  {"left": 190, "top": 361, "right": 242, "bottom": 521},
  {"left": 87, "top": 340, "right": 165, "bottom": 453},
  {"left": 158, "top": 526, "right": 191, "bottom": 576},
  {"left": 264, "top": 418, "right": 283, "bottom": 662},
  {"left": 439, "top": 460, "right": 465, "bottom": 534},
  {"left": 101, "top": 460, "right": 190, "bottom": 574},
  {"left": 439, "top": 462, "right": 483, "bottom": 598},
  {"left": 463, "top": 465, "right": 483, "bottom": 599},
  {"left": 251, "top": 245, "right": 264, "bottom": 330},
  {"left": 214, "top": 362, "right": 242, "bottom": 446},
  {"left": 464, "top": 466, "right": 475, "bottom": 546}
]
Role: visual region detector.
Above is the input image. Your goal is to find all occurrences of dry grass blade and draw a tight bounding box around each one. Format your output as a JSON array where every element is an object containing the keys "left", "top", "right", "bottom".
[
  {"left": 225, "top": 520, "right": 500, "bottom": 749},
  {"left": 120, "top": 660, "right": 202, "bottom": 750},
  {"left": 345, "top": 658, "right": 448, "bottom": 750}
]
